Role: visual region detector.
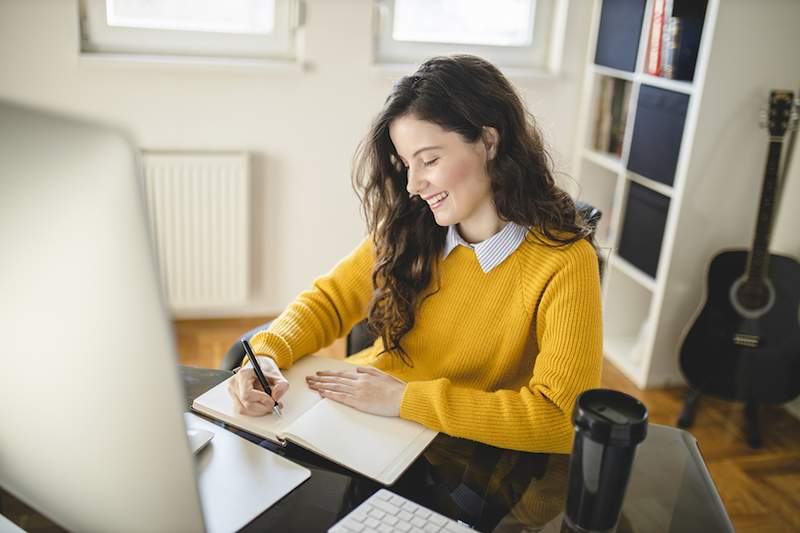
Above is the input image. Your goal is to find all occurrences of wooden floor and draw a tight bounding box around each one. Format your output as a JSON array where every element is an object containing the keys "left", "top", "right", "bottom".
[{"left": 175, "top": 317, "right": 800, "bottom": 532}]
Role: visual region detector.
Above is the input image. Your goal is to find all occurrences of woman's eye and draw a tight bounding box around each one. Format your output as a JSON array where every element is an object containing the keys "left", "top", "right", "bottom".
[{"left": 423, "top": 158, "right": 439, "bottom": 167}]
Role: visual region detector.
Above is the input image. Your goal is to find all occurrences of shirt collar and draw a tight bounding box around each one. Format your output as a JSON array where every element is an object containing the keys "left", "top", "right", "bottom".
[{"left": 443, "top": 221, "right": 529, "bottom": 273}]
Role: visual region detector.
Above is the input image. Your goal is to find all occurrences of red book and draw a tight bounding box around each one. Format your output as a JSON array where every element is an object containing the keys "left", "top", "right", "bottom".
[{"left": 646, "top": 0, "right": 666, "bottom": 75}]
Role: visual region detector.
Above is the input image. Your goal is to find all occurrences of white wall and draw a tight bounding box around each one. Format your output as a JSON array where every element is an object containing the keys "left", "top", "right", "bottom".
[
  {"left": 0, "top": 0, "right": 594, "bottom": 316},
  {"left": 1, "top": 0, "right": 796, "bottom": 314}
]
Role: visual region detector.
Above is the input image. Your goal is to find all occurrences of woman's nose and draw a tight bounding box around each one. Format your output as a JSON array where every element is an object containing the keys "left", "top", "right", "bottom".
[{"left": 406, "top": 167, "right": 426, "bottom": 196}]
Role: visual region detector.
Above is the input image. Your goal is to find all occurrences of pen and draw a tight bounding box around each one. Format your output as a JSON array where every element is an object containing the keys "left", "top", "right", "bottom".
[{"left": 240, "top": 339, "right": 283, "bottom": 417}]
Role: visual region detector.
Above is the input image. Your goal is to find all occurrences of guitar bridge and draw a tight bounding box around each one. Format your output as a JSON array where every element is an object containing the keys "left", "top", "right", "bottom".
[{"left": 733, "top": 333, "right": 760, "bottom": 348}]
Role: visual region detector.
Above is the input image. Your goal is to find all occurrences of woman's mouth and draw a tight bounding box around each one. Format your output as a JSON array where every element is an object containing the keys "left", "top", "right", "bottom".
[{"left": 426, "top": 191, "right": 448, "bottom": 210}]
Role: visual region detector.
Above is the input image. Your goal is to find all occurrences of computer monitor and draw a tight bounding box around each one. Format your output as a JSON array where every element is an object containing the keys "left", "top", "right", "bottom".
[{"left": 0, "top": 100, "right": 206, "bottom": 532}]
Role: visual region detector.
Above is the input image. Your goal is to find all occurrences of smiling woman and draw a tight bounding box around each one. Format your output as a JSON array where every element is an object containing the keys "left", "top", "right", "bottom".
[{"left": 231, "top": 54, "right": 604, "bottom": 454}]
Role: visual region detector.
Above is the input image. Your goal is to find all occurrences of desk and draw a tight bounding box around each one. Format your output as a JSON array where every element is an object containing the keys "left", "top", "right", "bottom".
[
  {"left": 182, "top": 366, "right": 733, "bottom": 533},
  {"left": 1, "top": 366, "right": 734, "bottom": 533}
]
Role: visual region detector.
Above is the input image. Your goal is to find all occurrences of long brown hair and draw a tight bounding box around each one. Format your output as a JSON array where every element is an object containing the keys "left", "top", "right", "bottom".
[{"left": 352, "top": 54, "right": 595, "bottom": 364}]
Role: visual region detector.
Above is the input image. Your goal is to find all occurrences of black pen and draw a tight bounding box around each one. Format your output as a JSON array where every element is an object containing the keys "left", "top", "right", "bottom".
[{"left": 240, "top": 339, "right": 283, "bottom": 417}]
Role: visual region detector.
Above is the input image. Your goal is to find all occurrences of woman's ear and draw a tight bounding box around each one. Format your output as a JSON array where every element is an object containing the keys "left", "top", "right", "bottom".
[{"left": 482, "top": 126, "right": 499, "bottom": 160}]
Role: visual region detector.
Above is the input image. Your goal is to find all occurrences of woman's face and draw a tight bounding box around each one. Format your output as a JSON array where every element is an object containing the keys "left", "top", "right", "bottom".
[{"left": 389, "top": 114, "right": 499, "bottom": 236}]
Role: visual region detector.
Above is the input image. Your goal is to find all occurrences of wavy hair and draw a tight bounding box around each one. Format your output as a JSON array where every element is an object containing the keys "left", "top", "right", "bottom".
[{"left": 352, "top": 55, "right": 596, "bottom": 365}]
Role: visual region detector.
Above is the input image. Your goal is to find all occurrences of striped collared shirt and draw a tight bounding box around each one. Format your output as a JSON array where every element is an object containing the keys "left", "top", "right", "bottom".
[{"left": 443, "top": 221, "right": 530, "bottom": 273}]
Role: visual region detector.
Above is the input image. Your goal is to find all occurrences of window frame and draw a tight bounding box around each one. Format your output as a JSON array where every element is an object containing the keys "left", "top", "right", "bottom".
[
  {"left": 78, "top": 0, "right": 305, "bottom": 64},
  {"left": 371, "top": 0, "right": 569, "bottom": 76}
]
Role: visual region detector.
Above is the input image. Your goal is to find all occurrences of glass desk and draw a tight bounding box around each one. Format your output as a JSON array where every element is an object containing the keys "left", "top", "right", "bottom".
[
  {"left": 182, "top": 366, "right": 733, "bottom": 533},
  {"left": 1, "top": 366, "right": 734, "bottom": 533}
]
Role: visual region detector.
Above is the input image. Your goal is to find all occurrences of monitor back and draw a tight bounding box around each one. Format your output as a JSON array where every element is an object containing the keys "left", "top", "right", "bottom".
[{"left": 0, "top": 100, "right": 206, "bottom": 533}]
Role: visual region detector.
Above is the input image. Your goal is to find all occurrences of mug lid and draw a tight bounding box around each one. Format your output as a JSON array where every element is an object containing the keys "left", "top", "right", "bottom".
[{"left": 572, "top": 389, "right": 648, "bottom": 446}]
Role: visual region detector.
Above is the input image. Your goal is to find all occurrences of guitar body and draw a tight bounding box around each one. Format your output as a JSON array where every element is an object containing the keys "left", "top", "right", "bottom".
[{"left": 680, "top": 250, "right": 800, "bottom": 404}]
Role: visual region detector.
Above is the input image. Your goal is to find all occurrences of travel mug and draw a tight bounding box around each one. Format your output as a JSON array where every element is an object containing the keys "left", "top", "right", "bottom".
[{"left": 561, "top": 389, "right": 648, "bottom": 533}]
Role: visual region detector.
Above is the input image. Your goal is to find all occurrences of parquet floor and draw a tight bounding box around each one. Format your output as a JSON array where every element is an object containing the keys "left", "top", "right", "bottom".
[{"left": 174, "top": 317, "right": 800, "bottom": 532}]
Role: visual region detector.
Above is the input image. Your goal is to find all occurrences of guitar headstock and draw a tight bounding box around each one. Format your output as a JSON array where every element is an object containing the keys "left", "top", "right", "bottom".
[{"left": 766, "top": 90, "right": 796, "bottom": 138}]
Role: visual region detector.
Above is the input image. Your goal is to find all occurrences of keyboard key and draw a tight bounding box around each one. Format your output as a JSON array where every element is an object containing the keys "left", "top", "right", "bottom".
[
  {"left": 403, "top": 501, "right": 419, "bottom": 513},
  {"left": 411, "top": 527, "right": 426, "bottom": 533},
  {"left": 414, "top": 508, "right": 432, "bottom": 519},
  {"left": 430, "top": 514, "right": 447, "bottom": 526},
  {"left": 341, "top": 520, "right": 365, "bottom": 532},
  {"left": 424, "top": 524, "right": 442, "bottom": 533},
  {"left": 382, "top": 515, "right": 399, "bottom": 526},
  {"left": 411, "top": 516, "right": 427, "bottom": 528},
  {"left": 378, "top": 525, "right": 393, "bottom": 533},
  {"left": 371, "top": 499, "right": 400, "bottom": 515},
  {"left": 350, "top": 511, "right": 368, "bottom": 522},
  {"left": 364, "top": 517, "right": 380, "bottom": 529},
  {"left": 444, "top": 521, "right": 473, "bottom": 532},
  {"left": 396, "top": 523, "right": 412, "bottom": 532},
  {"left": 398, "top": 510, "right": 413, "bottom": 522},
  {"left": 368, "top": 509, "right": 386, "bottom": 520},
  {"left": 390, "top": 495, "right": 406, "bottom": 506}
]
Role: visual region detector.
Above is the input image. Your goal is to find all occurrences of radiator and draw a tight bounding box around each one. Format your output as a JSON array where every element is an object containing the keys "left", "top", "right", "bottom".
[{"left": 141, "top": 151, "right": 249, "bottom": 312}]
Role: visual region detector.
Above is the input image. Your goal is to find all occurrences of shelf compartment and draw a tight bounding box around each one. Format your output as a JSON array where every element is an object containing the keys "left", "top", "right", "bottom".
[
  {"left": 590, "top": 75, "right": 633, "bottom": 158},
  {"left": 602, "top": 261, "right": 654, "bottom": 386},
  {"left": 627, "top": 85, "right": 689, "bottom": 186},
  {"left": 617, "top": 181, "right": 670, "bottom": 279},
  {"left": 642, "top": 0, "right": 710, "bottom": 83},
  {"left": 576, "top": 157, "right": 618, "bottom": 250},
  {"left": 593, "top": 0, "right": 647, "bottom": 72}
]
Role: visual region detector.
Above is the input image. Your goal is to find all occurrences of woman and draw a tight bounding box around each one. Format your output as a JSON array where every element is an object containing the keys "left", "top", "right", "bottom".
[{"left": 228, "top": 54, "right": 602, "bottom": 454}]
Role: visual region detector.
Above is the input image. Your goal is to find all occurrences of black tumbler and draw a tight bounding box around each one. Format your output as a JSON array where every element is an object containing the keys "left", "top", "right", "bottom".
[{"left": 561, "top": 389, "right": 648, "bottom": 533}]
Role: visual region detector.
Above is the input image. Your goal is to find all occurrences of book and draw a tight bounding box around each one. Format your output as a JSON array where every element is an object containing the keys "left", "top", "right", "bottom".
[
  {"left": 661, "top": 17, "right": 681, "bottom": 79},
  {"left": 609, "top": 78, "right": 626, "bottom": 155},
  {"left": 594, "top": 77, "right": 614, "bottom": 153},
  {"left": 191, "top": 354, "right": 438, "bottom": 485},
  {"left": 645, "top": 0, "right": 666, "bottom": 75}
]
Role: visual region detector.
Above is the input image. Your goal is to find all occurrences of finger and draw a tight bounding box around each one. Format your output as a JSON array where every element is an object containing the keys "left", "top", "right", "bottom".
[
  {"left": 308, "top": 379, "right": 355, "bottom": 394},
  {"left": 307, "top": 375, "right": 356, "bottom": 386},
  {"left": 271, "top": 380, "right": 289, "bottom": 401},
  {"left": 356, "top": 366, "right": 382, "bottom": 376},
  {"left": 315, "top": 370, "right": 359, "bottom": 380},
  {"left": 319, "top": 389, "right": 359, "bottom": 409},
  {"left": 245, "top": 388, "right": 274, "bottom": 406}
]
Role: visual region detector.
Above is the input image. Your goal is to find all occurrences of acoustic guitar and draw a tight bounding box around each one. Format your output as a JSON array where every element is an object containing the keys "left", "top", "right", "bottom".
[{"left": 679, "top": 90, "right": 800, "bottom": 406}]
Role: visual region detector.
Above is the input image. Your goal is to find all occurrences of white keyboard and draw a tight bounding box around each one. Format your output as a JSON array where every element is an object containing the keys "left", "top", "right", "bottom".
[{"left": 328, "top": 488, "right": 474, "bottom": 533}]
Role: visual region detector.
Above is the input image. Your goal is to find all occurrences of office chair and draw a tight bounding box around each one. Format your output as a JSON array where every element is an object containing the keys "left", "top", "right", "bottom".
[{"left": 219, "top": 201, "right": 602, "bottom": 371}]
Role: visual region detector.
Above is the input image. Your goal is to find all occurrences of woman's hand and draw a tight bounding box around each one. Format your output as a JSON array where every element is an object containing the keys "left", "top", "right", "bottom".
[
  {"left": 227, "top": 356, "right": 289, "bottom": 416},
  {"left": 305, "top": 366, "right": 407, "bottom": 417}
]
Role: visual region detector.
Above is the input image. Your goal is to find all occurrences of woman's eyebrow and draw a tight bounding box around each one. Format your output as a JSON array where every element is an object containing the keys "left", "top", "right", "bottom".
[
  {"left": 398, "top": 145, "right": 442, "bottom": 163},
  {"left": 412, "top": 146, "right": 442, "bottom": 157}
]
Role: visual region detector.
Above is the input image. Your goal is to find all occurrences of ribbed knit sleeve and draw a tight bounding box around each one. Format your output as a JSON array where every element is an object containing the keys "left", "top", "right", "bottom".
[
  {"left": 399, "top": 240, "right": 603, "bottom": 453},
  {"left": 248, "top": 237, "right": 376, "bottom": 369}
]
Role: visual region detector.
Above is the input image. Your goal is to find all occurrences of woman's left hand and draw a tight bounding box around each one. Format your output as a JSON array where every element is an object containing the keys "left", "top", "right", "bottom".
[{"left": 305, "top": 366, "right": 407, "bottom": 417}]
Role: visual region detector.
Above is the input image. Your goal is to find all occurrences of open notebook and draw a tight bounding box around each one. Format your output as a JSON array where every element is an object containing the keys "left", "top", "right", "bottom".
[{"left": 191, "top": 355, "right": 438, "bottom": 485}]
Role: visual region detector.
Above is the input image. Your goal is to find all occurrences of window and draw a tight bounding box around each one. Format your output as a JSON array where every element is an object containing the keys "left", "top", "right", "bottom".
[
  {"left": 373, "top": 0, "right": 568, "bottom": 74},
  {"left": 79, "top": 0, "right": 304, "bottom": 62}
]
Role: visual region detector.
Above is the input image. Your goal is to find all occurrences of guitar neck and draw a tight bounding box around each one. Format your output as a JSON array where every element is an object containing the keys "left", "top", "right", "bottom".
[
  {"left": 745, "top": 140, "right": 782, "bottom": 283},
  {"left": 745, "top": 138, "right": 783, "bottom": 284}
]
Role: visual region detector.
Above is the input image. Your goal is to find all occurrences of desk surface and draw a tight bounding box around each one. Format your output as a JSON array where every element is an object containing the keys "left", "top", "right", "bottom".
[
  {"left": 1, "top": 366, "right": 734, "bottom": 533},
  {"left": 182, "top": 366, "right": 733, "bottom": 533}
]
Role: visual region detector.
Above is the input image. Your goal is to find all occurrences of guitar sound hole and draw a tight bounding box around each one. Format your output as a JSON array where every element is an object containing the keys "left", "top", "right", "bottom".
[
  {"left": 736, "top": 281, "right": 770, "bottom": 310},
  {"left": 730, "top": 276, "right": 775, "bottom": 319}
]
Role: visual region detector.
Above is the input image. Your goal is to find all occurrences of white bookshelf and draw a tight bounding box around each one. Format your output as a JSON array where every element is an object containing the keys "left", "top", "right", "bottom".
[{"left": 572, "top": 0, "right": 800, "bottom": 388}]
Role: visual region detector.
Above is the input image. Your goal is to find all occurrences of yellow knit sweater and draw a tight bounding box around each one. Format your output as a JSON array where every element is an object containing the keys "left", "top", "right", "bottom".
[{"left": 250, "top": 232, "right": 602, "bottom": 453}]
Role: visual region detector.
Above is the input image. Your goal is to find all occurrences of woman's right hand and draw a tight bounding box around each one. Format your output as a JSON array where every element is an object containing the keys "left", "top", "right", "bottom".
[{"left": 227, "top": 355, "right": 290, "bottom": 416}]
